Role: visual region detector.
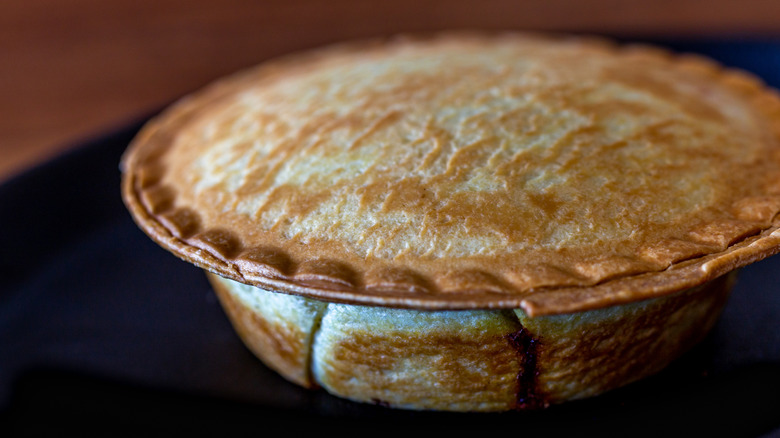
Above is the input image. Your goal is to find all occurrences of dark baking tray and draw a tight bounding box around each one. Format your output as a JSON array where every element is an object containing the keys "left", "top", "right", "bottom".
[{"left": 1, "top": 39, "right": 779, "bottom": 436}]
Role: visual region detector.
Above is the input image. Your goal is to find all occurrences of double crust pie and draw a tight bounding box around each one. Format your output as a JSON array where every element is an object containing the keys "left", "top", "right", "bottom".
[{"left": 121, "top": 32, "right": 780, "bottom": 411}]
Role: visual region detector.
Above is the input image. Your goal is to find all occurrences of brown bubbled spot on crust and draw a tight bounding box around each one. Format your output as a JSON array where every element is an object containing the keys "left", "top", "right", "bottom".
[
  {"left": 506, "top": 327, "right": 546, "bottom": 410},
  {"left": 371, "top": 398, "right": 391, "bottom": 408}
]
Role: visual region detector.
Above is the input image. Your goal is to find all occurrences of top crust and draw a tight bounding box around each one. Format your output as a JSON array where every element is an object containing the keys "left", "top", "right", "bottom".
[{"left": 121, "top": 32, "right": 780, "bottom": 315}]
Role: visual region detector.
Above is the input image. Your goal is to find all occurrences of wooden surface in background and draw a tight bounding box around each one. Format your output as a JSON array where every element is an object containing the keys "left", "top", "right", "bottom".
[{"left": 3, "top": 0, "right": 780, "bottom": 182}]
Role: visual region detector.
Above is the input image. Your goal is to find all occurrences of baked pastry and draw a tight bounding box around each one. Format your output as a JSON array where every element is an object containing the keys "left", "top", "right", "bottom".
[{"left": 120, "top": 32, "right": 780, "bottom": 411}]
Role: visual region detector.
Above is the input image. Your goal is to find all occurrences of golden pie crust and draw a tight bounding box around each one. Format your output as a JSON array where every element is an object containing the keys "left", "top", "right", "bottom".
[
  {"left": 208, "top": 271, "right": 734, "bottom": 411},
  {"left": 121, "top": 31, "right": 780, "bottom": 317}
]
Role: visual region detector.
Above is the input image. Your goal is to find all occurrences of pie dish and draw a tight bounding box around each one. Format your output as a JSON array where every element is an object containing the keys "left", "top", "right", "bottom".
[{"left": 120, "top": 32, "right": 780, "bottom": 411}]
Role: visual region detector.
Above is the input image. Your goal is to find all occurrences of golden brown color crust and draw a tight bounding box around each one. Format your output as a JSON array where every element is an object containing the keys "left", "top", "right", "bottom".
[
  {"left": 312, "top": 304, "right": 524, "bottom": 411},
  {"left": 209, "top": 272, "right": 735, "bottom": 411},
  {"left": 315, "top": 331, "right": 521, "bottom": 409},
  {"left": 518, "top": 271, "right": 734, "bottom": 403},
  {"left": 209, "top": 274, "right": 323, "bottom": 387},
  {"left": 121, "top": 32, "right": 780, "bottom": 315}
]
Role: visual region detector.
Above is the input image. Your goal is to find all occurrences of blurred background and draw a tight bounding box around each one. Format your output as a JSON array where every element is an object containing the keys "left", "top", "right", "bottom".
[{"left": 2, "top": 0, "right": 780, "bottom": 183}]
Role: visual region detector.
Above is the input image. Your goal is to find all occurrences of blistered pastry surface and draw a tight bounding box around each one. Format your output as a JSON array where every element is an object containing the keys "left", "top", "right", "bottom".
[{"left": 122, "top": 32, "right": 780, "bottom": 314}]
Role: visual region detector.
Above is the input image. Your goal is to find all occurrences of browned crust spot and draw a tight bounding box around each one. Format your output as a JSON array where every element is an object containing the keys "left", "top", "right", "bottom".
[
  {"left": 316, "top": 323, "right": 524, "bottom": 409},
  {"left": 208, "top": 275, "right": 317, "bottom": 387},
  {"left": 506, "top": 327, "right": 546, "bottom": 410}
]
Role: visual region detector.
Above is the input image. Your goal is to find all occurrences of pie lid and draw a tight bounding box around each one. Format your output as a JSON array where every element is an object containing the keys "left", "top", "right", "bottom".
[{"left": 121, "top": 32, "right": 780, "bottom": 316}]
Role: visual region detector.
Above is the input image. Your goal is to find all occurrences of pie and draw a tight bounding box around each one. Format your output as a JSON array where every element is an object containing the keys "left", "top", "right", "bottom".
[{"left": 120, "top": 32, "right": 780, "bottom": 411}]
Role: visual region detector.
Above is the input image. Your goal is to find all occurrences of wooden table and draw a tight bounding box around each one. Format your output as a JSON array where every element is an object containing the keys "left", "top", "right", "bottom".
[{"left": 3, "top": 0, "right": 780, "bottom": 183}]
